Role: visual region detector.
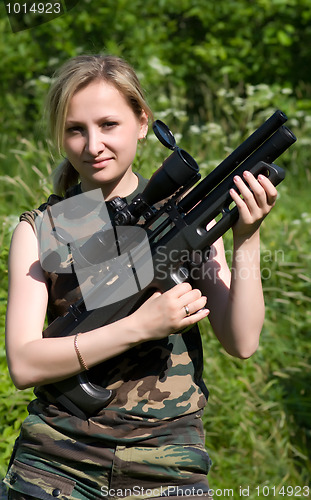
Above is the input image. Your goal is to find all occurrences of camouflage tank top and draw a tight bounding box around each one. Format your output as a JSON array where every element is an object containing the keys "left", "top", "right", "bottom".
[{"left": 18, "top": 173, "right": 209, "bottom": 450}]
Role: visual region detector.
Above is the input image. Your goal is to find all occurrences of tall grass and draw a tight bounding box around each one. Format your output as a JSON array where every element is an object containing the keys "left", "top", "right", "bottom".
[
  {"left": 0, "top": 86, "right": 310, "bottom": 498},
  {"left": 200, "top": 195, "right": 311, "bottom": 495}
]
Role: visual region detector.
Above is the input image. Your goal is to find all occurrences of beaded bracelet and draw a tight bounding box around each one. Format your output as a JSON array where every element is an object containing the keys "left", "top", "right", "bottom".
[{"left": 74, "top": 333, "right": 89, "bottom": 371}]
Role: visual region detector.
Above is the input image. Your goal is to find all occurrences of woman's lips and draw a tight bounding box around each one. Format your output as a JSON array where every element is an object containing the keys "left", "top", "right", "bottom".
[{"left": 85, "top": 157, "right": 113, "bottom": 168}]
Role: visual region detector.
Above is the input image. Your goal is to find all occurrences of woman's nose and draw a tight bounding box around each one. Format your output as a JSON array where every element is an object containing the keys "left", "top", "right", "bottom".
[{"left": 85, "top": 131, "right": 105, "bottom": 157}]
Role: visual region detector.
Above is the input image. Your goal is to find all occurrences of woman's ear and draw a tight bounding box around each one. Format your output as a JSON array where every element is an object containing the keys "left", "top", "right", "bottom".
[{"left": 138, "top": 110, "right": 149, "bottom": 140}]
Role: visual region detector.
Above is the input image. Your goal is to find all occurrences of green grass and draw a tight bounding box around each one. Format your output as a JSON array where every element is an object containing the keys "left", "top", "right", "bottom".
[
  {"left": 0, "top": 92, "right": 310, "bottom": 498},
  {"left": 197, "top": 171, "right": 311, "bottom": 497}
]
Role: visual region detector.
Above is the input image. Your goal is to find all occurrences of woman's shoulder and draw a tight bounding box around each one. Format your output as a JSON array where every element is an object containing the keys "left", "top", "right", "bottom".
[
  {"left": 19, "top": 184, "right": 82, "bottom": 229},
  {"left": 20, "top": 194, "right": 62, "bottom": 227}
]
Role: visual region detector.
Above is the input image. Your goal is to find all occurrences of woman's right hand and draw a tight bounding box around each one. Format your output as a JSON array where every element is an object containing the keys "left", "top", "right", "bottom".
[
  {"left": 129, "top": 282, "right": 209, "bottom": 342},
  {"left": 6, "top": 223, "right": 209, "bottom": 389}
]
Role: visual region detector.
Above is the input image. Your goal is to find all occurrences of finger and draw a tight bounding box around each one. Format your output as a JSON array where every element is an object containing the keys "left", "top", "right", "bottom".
[
  {"left": 257, "top": 174, "right": 278, "bottom": 205},
  {"left": 180, "top": 294, "right": 208, "bottom": 318},
  {"left": 233, "top": 174, "right": 268, "bottom": 215},
  {"left": 168, "top": 282, "right": 193, "bottom": 298},
  {"left": 230, "top": 183, "right": 253, "bottom": 220},
  {"left": 242, "top": 171, "right": 278, "bottom": 208},
  {"left": 181, "top": 306, "right": 210, "bottom": 326},
  {"left": 178, "top": 287, "right": 204, "bottom": 308},
  {"left": 243, "top": 171, "right": 271, "bottom": 210},
  {"left": 233, "top": 174, "right": 259, "bottom": 206}
]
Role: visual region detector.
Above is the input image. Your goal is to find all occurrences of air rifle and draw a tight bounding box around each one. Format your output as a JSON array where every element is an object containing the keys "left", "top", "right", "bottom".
[{"left": 41, "top": 110, "right": 296, "bottom": 419}]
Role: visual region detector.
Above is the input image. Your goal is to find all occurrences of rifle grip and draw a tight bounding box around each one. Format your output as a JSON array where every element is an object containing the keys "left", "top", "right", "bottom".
[
  {"left": 181, "top": 161, "right": 286, "bottom": 250},
  {"left": 249, "top": 161, "right": 286, "bottom": 186}
]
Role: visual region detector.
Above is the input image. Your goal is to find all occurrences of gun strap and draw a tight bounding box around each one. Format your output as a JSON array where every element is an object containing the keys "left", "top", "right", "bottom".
[{"left": 35, "top": 385, "right": 88, "bottom": 420}]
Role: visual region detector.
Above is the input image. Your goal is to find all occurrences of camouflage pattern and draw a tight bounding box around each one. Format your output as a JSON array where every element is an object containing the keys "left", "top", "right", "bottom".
[
  {"left": 5, "top": 175, "right": 212, "bottom": 499},
  {"left": 4, "top": 443, "right": 212, "bottom": 499}
]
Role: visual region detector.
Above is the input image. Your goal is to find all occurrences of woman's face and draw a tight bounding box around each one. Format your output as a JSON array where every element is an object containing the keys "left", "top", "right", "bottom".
[{"left": 63, "top": 80, "right": 148, "bottom": 198}]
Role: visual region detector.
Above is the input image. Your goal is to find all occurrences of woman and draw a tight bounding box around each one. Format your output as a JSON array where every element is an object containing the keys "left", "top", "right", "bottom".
[{"left": 4, "top": 55, "right": 277, "bottom": 499}]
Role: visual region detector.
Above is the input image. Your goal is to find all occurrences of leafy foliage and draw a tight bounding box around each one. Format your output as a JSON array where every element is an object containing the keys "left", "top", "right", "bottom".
[{"left": 1, "top": 0, "right": 311, "bottom": 144}]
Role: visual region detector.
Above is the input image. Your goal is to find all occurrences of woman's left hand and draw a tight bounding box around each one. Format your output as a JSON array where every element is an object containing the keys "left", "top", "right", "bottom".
[{"left": 229, "top": 170, "right": 278, "bottom": 240}]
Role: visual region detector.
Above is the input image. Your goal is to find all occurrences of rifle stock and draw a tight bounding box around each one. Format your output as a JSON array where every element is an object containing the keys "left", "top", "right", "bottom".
[{"left": 41, "top": 111, "right": 296, "bottom": 418}]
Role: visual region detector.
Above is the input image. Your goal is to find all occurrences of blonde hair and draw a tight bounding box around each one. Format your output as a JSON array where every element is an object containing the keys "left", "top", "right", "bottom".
[{"left": 46, "top": 54, "right": 153, "bottom": 195}]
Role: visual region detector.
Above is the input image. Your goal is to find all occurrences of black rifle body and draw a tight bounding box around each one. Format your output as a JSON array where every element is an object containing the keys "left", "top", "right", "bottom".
[{"left": 41, "top": 111, "right": 296, "bottom": 418}]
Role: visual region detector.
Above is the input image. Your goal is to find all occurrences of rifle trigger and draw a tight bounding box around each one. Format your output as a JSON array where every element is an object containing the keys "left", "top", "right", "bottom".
[
  {"left": 221, "top": 206, "right": 231, "bottom": 215},
  {"left": 166, "top": 203, "right": 186, "bottom": 230}
]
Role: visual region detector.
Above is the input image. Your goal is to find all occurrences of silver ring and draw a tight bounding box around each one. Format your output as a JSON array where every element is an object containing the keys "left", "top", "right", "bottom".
[{"left": 184, "top": 305, "right": 190, "bottom": 317}]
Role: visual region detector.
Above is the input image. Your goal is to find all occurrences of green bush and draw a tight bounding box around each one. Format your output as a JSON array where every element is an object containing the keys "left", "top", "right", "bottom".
[{"left": 1, "top": 0, "right": 311, "bottom": 148}]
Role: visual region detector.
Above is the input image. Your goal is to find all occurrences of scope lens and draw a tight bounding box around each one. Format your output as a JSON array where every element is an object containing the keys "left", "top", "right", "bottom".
[
  {"left": 152, "top": 120, "right": 176, "bottom": 150},
  {"left": 178, "top": 149, "right": 199, "bottom": 172}
]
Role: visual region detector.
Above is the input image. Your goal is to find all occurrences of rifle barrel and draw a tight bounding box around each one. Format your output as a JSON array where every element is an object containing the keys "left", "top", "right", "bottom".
[
  {"left": 184, "top": 125, "right": 296, "bottom": 227},
  {"left": 179, "top": 110, "right": 288, "bottom": 213}
]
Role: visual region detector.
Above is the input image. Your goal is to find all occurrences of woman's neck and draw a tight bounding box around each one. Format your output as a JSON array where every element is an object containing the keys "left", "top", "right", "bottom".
[{"left": 81, "top": 169, "right": 139, "bottom": 201}]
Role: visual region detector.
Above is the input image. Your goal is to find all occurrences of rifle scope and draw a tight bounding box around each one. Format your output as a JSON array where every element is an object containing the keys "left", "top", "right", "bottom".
[{"left": 113, "top": 120, "right": 200, "bottom": 225}]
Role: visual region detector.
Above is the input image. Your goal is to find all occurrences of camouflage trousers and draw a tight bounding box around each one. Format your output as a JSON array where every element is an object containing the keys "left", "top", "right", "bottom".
[{"left": 4, "top": 444, "right": 213, "bottom": 500}]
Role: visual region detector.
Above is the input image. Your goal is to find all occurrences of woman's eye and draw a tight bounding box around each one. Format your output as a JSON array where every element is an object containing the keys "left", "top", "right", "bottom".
[
  {"left": 66, "top": 126, "right": 83, "bottom": 134},
  {"left": 102, "top": 121, "right": 118, "bottom": 129}
]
